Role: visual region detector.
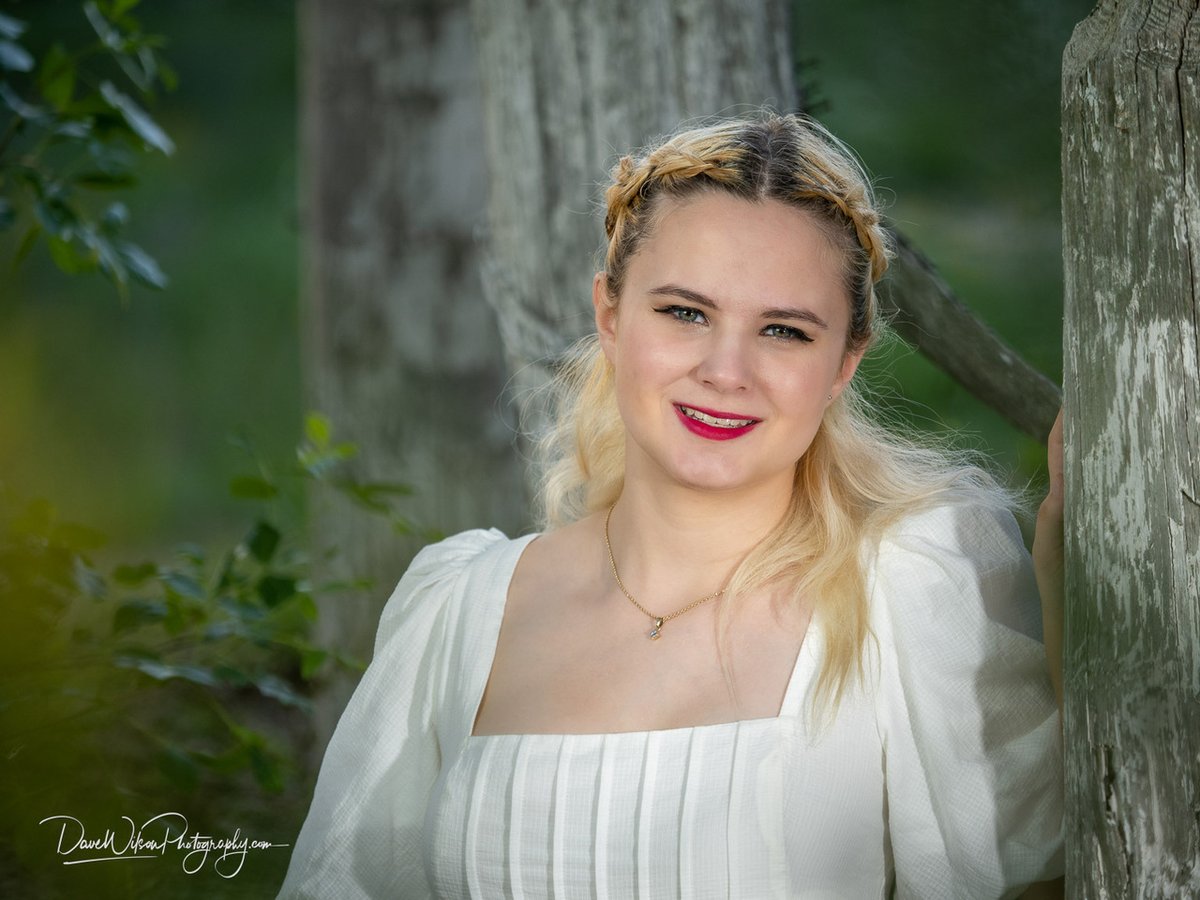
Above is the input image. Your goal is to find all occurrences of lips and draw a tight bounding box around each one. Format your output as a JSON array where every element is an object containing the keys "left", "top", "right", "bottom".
[{"left": 674, "top": 404, "right": 761, "bottom": 441}]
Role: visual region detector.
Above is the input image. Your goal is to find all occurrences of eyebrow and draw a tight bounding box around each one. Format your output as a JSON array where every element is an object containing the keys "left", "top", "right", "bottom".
[{"left": 648, "top": 284, "right": 830, "bottom": 330}]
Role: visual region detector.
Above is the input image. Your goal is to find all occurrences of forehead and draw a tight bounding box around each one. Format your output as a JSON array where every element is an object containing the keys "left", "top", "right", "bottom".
[{"left": 626, "top": 193, "right": 852, "bottom": 317}]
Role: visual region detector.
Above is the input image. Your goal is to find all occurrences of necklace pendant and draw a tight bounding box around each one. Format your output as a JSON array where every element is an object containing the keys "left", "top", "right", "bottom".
[{"left": 648, "top": 617, "right": 664, "bottom": 640}]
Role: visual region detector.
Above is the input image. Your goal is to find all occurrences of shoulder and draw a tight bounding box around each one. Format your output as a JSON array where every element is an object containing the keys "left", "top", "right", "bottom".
[
  {"left": 375, "top": 528, "right": 534, "bottom": 652},
  {"left": 875, "top": 500, "right": 1025, "bottom": 571},
  {"left": 869, "top": 499, "right": 1041, "bottom": 641}
]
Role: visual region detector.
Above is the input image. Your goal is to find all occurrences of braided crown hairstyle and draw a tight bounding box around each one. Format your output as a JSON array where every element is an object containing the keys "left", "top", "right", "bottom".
[
  {"left": 540, "top": 112, "right": 1004, "bottom": 721},
  {"left": 600, "top": 114, "right": 891, "bottom": 353}
]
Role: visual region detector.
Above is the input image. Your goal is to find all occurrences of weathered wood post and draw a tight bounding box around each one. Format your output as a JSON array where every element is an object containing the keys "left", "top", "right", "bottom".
[{"left": 1061, "top": 1, "right": 1200, "bottom": 893}]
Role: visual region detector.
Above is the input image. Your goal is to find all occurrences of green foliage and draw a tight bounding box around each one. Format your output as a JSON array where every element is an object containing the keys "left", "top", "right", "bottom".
[
  {"left": 0, "top": 0, "right": 174, "bottom": 300},
  {"left": 0, "top": 415, "right": 428, "bottom": 890}
]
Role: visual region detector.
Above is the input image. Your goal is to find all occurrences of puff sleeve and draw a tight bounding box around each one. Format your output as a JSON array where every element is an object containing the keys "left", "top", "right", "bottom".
[
  {"left": 872, "top": 504, "right": 1064, "bottom": 899},
  {"left": 277, "top": 529, "right": 506, "bottom": 900}
]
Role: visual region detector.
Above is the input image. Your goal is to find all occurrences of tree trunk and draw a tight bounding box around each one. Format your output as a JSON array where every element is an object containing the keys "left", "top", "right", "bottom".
[
  {"left": 467, "top": 0, "right": 797, "bottom": 457},
  {"left": 1061, "top": 1, "right": 1200, "bottom": 894},
  {"left": 300, "top": 0, "right": 526, "bottom": 746}
]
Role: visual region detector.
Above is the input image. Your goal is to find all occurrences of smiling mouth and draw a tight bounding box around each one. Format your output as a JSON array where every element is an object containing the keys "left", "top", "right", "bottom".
[{"left": 677, "top": 405, "right": 760, "bottom": 429}]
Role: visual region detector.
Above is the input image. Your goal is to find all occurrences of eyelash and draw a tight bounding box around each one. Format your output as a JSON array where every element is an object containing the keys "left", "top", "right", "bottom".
[{"left": 653, "top": 305, "right": 814, "bottom": 344}]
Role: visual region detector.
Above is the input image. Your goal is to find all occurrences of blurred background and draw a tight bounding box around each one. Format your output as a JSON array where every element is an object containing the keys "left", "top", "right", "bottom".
[{"left": 0, "top": 0, "right": 1090, "bottom": 896}]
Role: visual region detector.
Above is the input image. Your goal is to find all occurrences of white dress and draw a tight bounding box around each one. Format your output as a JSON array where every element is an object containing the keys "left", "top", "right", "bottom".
[{"left": 278, "top": 503, "right": 1063, "bottom": 899}]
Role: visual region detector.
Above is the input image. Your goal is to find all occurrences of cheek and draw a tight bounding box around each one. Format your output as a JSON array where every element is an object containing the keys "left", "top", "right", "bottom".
[{"left": 615, "top": 330, "right": 679, "bottom": 383}]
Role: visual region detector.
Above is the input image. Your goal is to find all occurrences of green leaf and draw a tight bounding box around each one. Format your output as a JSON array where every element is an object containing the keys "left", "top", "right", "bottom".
[
  {"left": 117, "top": 241, "right": 166, "bottom": 289},
  {"left": 74, "top": 558, "right": 107, "bottom": 599},
  {"left": 229, "top": 475, "right": 278, "bottom": 501},
  {"left": 0, "top": 81, "right": 43, "bottom": 119},
  {"left": 112, "top": 598, "right": 166, "bottom": 632},
  {"left": 212, "top": 664, "right": 250, "bottom": 687},
  {"left": 83, "top": 3, "right": 122, "bottom": 51},
  {"left": 175, "top": 542, "right": 205, "bottom": 565},
  {"left": 0, "top": 40, "right": 33, "bottom": 73},
  {"left": 101, "top": 202, "right": 129, "bottom": 233},
  {"left": 203, "top": 618, "right": 249, "bottom": 641},
  {"left": 156, "top": 59, "right": 178, "bottom": 92},
  {"left": 111, "top": 0, "right": 143, "bottom": 19},
  {"left": 254, "top": 673, "right": 310, "bottom": 711},
  {"left": 0, "top": 198, "right": 15, "bottom": 232},
  {"left": 35, "top": 194, "right": 78, "bottom": 239},
  {"left": 0, "top": 14, "right": 26, "bottom": 40},
  {"left": 14, "top": 225, "right": 42, "bottom": 268},
  {"left": 336, "top": 478, "right": 415, "bottom": 513},
  {"left": 161, "top": 571, "right": 203, "bottom": 599},
  {"left": 163, "top": 599, "right": 188, "bottom": 634},
  {"left": 99, "top": 81, "right": 174, "bottom": 154},
  {"left": 219, "top": 596, "right": 265, "bottom": 622},
  {"left": 95, "top": 237, "right": 129, "bottom": 296},
  {"left": 304, "top": 412, "right": 331, "bottom": 449},
  {"left": 244, "top": 519, "right": 281, "bottom": 563},
  {"left": 53, "top": 120, "right": 93, "bottom": 140},
  {"left": 48, "top": 236, "right": 95, "bottom": 275},
  {"left": 113, "top": 561, "right": 156, "bottom": 585},
  {"left": 256, "top": 574, "right": 296, "bottom": 608},
  {"left": 74, "top": 170, "right": 134, "bottom": 190},
  {"left": 294, "top": 592, "right": 318, "bottom": 622},
  {"left": 84, "top": 135, "right": 133, "bottom": 171},
  {"left": 114, "top": 656, "right": 219, "bottom": 688},
  {"left": 299, "top": 648, "right": 327, "bottom": 679},
  {"left": 246, "top": 740, "right": 284, "bottom": 793},
  {"left": 37, "top": 44, "right": 74, "bottom": 110}
]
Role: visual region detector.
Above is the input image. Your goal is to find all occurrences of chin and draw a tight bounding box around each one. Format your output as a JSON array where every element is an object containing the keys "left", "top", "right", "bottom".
[{"left": 663, "top": 461, "right": 767, "bottom": 495}]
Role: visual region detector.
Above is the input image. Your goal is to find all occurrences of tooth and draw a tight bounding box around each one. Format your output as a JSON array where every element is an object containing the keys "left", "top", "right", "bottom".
[{"left": 683, "top": 407, "right": 753, "bottom": 428}]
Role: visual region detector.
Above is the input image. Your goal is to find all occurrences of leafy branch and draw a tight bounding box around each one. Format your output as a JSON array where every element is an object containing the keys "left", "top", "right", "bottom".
[
  {"left": 0, "top": 413, "right": 430, "bottom": 801},
  {"left": 0, "top": 0, "right": 174, "bottom": 300}
]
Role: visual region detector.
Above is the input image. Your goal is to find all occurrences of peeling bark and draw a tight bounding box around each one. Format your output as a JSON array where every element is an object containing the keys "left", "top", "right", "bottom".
[{"left": 1061, "top": 0, "right": 1200, "bottom": 894}]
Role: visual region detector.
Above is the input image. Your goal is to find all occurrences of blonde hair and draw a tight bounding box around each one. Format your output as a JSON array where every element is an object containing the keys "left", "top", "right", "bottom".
[{"left": 539, "top": 112, "right": 1012, "bottom": 721}]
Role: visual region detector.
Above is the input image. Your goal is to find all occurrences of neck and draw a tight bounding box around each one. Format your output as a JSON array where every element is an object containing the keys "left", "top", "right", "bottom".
[{"left": 605, "top": 475, "right": 793, "bottom": 606}]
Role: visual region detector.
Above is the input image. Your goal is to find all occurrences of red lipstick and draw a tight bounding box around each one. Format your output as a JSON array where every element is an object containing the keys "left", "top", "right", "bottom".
[{"left": 673, "top": 404, "right": 761, "bottom": 441}]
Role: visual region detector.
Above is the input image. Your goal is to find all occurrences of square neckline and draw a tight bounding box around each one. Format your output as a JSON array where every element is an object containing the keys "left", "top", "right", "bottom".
[{"left": 465, "top": 532, "right": 822, "bottom": 743}]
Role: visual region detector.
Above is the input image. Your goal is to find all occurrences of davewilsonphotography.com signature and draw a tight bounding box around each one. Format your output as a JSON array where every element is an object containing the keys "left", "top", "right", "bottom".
[{"left": 38, "top": 812, "right": 288, "bottom": 878}]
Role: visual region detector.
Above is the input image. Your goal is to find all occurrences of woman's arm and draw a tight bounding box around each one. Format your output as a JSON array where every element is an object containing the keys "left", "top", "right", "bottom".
[
  {"left": 1032, "top": 409, "right": 1065, "bottom": 715},
  {"left": 1023, "top": 411, "right": 1066, "bottom": 899}
]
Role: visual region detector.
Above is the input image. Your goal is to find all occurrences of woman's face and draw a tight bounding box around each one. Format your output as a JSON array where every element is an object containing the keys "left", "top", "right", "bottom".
[{"left": 595, "top": 192, "right": 863, "bottom": 500}]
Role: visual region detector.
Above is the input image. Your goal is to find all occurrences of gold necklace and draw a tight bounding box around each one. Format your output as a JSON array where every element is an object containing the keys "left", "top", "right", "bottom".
[{"left": 603, "top": 505, "right": 726, "bottom": 640}]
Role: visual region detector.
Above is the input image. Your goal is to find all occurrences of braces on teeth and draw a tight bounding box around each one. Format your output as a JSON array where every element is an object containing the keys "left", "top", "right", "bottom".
[{"left": 681, "top": 407, "right": 756, "bottom": 428}]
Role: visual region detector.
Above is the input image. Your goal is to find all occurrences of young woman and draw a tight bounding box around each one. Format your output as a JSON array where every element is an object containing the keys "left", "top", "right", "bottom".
[{"left": 279, "top": 113, "right": 1065, "bottom": 899}]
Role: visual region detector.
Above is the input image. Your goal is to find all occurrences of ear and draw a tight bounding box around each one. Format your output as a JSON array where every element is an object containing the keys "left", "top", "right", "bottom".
[
  {"left": 829, "top": 346, "right": 866, "bottom": 404},
  {"left": 593, "top": 271, "right": 618, "bottom": 361}
]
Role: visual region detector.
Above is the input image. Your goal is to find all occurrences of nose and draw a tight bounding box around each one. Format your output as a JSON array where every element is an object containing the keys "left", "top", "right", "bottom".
[{"left": 694, "top": 332, "right": 752, "bottom": 392}]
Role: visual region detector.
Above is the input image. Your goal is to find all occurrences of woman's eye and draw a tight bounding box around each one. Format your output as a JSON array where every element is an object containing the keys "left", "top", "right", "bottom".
[
  {"left": 763, "top": 324, "right": 813, "bottom": 343},
  {"left": 655, "top": 305, "right": 707, "bottom": 325}
]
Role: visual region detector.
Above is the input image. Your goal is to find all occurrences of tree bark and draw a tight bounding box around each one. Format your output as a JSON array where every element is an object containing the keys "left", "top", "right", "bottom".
[
  {"left": 1061, "top": 1, "right": 1200, "bottom": 894},
  {"left": 300, "top": 0, "right": 526, "bottom": 746}
]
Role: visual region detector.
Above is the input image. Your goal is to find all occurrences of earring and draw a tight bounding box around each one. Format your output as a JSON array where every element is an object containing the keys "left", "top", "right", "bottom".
[{"left": 827, "top": 393, "right": 833, "bottom": 401}]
